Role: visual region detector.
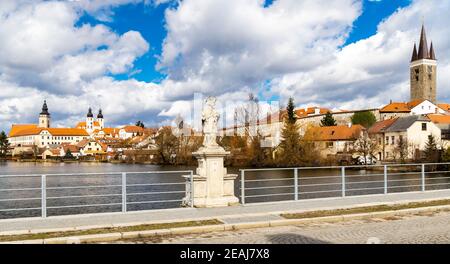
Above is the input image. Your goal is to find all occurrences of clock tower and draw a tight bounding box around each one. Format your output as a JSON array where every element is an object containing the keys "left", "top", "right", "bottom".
[{"left": 410, "top": 24, "right": 437, "bottom": 103}]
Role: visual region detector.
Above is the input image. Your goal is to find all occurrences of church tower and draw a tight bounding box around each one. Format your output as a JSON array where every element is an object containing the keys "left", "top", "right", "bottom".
[
  {"left": 97, "top": 109, "right": 104, "bottom": 130},
  {"left": 410, "top": 24, "right": 437, "bottom": 103},
  {"left": 38, "top": 100, "right": 51, "bottom": 128},
  {"left": 86, "top": 107, "right": 94, "bottom": 134}
]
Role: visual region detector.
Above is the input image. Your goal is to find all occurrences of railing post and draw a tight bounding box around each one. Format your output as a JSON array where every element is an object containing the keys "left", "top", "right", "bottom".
[
  {"left": 294, "top": 168, "right": 299, "bottom": 201},
  {"left": 122, "top": 172, "right": 127, "bottom": 213},
  {"left": 341, "top": 167, "right": 346, "bottom": 197},
  {"left": 421, "top": 164, "right": 426, "bottom": 192},
  {"left": 241, "top": 170, "right": 245, "bottom": 205},
  {"left": 41, "top": 175, "right": 47, "bottom": 218},
  {"left": 190, "top": 170, "right": 194, "bottom": 208},
  {"left": 384, "top": 165, "right": 388, "bottom": 194}
]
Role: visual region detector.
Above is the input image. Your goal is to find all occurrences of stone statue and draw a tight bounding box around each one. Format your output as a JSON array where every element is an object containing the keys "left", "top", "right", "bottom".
[{"left": 201, "top": 97, "right": 220, "bottom": 147}]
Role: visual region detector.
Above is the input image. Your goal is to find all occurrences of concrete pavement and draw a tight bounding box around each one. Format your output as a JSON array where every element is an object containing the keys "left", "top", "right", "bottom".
[
  {"left": 1, "top": 189, "right": 450, "bottom": 234},
  {"left": 131, "top": 210, "right": 450, "bottom": 244}
]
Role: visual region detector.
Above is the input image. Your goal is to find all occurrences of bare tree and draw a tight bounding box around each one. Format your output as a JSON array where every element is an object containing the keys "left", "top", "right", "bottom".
[
  {"left": 234, "top": 93, "right": 261, "bottom": 139},
  {"left": 393, "top": 136, "right": 409, "bottom": 163},
  {"left": 353, "top": 130, "right": 378, "bottom": 164}
]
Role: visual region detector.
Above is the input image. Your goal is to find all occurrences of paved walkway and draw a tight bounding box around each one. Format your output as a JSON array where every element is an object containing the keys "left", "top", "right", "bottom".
[
  {"left": 1, "top": 190, "right": 450, "bottom": 233},
  {"left": 125, "top": 210, "right": 450, "bottom": 244}
]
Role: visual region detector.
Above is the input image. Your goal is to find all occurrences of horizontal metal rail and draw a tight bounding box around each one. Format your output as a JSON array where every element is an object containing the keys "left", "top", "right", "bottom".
[
  {"left": 47, "top": 194, "right": 122, "bottom": 200},
  {"left": 0, "top": 187, "right": 41, "bottom": 192},
  {"left": 244, "top": 177, "right": 295, "bottom": 183},
  {"left": 0, "top": 197, "right": 41, "bottom": 202},
  {"left": 240, "top": 163, "right": 450, "bottom": 204},
  {"left": 46, "top": 185, "right": 122, "bottom": 190},
  {"left": 126, "top": 182, "right": 185, "bottom": 187},
  {"left": 0, "top": 170, "right": 193, "bottom": 220},
  {"left": 244, "top": 185, "right": 295, "bottom": 191},
  {"left": 126, "top": 190, "right": 186, "bottom": 196},
  {"left": 47, "top": 203, "right": 122, "bottom": 209},
  {"left": 127, "top": 199, "right": 184, "bottom": 205},
  {"left": 245, "top": 193, "right": 295, "bottom": 198},
  {"left": 0, "top": 207, "right": 42, "bottom": 212}
]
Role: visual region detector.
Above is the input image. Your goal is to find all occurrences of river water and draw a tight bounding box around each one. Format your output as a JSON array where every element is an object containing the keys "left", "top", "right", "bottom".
[{"left": 1, "top": 162, "right": 449, "bottom": 219}]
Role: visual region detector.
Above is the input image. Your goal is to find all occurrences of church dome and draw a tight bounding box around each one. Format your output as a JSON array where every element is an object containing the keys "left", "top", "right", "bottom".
[
  {"left": 97, "top": 109, "right": 104, "bottom": 119},
  {"left": 87, "top": 107, "right": 94, "bottom": 118},
  {"left": 40, "top": 100, "right": 50, "bottom": 116}
]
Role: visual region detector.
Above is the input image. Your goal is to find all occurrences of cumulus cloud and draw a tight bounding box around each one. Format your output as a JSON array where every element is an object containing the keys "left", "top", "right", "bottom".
[
  {"left": 2, "top": 0, "right": 450, "bottom": 133},
  {"left": 270, "top": 0, "right": 450, "bottom": 109},
  {"left": 159, "top": 0, "right": 362, "bottom": 100},
  {"left": 0, "top": 0, "right": 162, "bottom": 130}
]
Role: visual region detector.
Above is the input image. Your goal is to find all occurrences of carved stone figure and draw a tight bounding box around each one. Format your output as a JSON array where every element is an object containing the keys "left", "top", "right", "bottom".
[{"left": 201, "top": 97, "right": 219, "bottom": 147}]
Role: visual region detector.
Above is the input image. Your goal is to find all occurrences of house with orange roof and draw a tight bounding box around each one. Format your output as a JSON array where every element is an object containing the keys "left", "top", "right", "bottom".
[
  {"left": 8, "top": 101, "right": 90, "bottom": 150},
  {"left": 119, "top": 125, "right": 145, "bottom": 139},
  {"left": 380, "top": 99, "right": 446, "bottom": 120},
  {"left": 77, "top": 139, "right": 107, "bottom": 156},
  {"left": 303, "top": 124, "right": 365, "bottom": 158}
]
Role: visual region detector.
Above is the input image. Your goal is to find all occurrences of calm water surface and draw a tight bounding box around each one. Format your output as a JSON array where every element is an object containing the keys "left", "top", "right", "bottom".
[{"left": 1, "top": 162, "right": 449, "bottom": 219}]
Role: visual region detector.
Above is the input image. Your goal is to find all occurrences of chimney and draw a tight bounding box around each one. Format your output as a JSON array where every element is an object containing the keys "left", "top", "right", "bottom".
[
  {"left": 314, "top": 107, "right": 320, "bottom": 115},
  {"left": 347, "top": 123, "right": 352, "bottom": 128}
]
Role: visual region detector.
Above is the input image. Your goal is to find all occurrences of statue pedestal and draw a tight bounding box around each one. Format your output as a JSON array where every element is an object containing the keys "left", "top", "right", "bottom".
[{"left": 183, "top": 146, "right": 239, "bottom": 208}]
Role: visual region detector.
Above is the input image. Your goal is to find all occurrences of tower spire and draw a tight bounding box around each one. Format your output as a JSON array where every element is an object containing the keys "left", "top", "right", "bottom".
[
  {"left": 418, "top": 23, "right": 429, "bottom": 59},
  {"left": 87, "top": 107, "right": 93, "bottom": 118},
  {"left": 97, "top": 108, "right": 104, "bottom": 119},
  {"left": 40, "top": 100, "right": 50, "bottom": 116},
  {"left": 411, "top": 43, "right": 418, "bottom": 62},
  {"left": 429, "top": 41, "right": 436, "bottom": 60}
]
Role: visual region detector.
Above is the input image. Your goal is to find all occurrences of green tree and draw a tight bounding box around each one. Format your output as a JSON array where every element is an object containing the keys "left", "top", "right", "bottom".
[
  {"left": 277, "top": 97, "right": 303, "bottom": 166},
  {"left": 64, "top": 149, "right": 74, "bottom": 159},
  {"left": 320, "top": 111, "right": 337, "bottom": 127},
  {"left": 351, "top": 111, "right": 377, "bottom": 128},
  {"left": 286, "top": 97, "right": 296, "bottom": 124},
  {"left": 135, "top": 121, "right": 145, "bottom": 128},
  {"left": 424, "top": 134, "right": 440, "bottom": 162},
  {"left": 0, "top": 131, "right": 10, "bottom": 158}
]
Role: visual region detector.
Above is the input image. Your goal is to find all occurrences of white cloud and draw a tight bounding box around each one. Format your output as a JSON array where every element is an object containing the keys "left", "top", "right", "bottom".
[
  {"left": 159, "top": 0, "right": 362, "bottom": 99},
  {"left": 2, "top": 0, "right": 450, "bottom": 133}
]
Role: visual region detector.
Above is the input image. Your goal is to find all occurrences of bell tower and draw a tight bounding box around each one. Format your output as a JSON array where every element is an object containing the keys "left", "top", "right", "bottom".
[
  {"left": 38, "top": 100, "right": 51, "bottom": 128},
  {"left": 86, "top": 107, "right": 94, "bottom": 134},
  {"left": 410, "top": 24, "right": 437, "bottom": 103}
]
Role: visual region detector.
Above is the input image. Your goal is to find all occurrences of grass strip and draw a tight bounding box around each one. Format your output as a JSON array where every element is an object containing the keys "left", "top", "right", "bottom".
[
  {"left": 282, "top": 199, "right": 450, "bottom": 219},
  {"left": 0, "top": 219, "right": 222, "bottom": 242}
]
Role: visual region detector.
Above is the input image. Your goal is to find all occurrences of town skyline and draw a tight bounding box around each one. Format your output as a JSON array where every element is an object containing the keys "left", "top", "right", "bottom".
[{"left": 1, "top": 0, "right": 450, "bottom": 132}]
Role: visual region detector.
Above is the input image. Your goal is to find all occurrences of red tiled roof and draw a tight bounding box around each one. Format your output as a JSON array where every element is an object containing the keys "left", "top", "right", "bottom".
[
  {"left": 427, "top": 114, "right": 450, "bottom": 124},
  {"left": 9, "top": 126, "right": 89, "bottom": 137}
]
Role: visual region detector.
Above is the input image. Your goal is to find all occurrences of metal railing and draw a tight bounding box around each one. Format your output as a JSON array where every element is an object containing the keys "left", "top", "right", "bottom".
[
  {"left": 239, "top": 163, "right": 450, "bottom": 204},
  {"left": 0, "top": 170, "right": 194, "bottom": 220}
]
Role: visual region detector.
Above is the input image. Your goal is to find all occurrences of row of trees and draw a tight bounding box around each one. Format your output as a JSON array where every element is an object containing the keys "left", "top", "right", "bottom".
[{"left": 321, "top": 110, "right": 377, "bottom": 129}]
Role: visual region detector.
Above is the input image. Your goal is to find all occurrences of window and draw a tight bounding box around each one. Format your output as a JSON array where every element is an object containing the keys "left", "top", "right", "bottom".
[
  {"left": 391, "top": 136, "right": 395, "bottom": 145},
  {"left": 422, "top": 123, "right": 427, "bottom": 131},
  {"left": 386, "top": 136, "right": 389, "bottom": 145},
  {"left": 326, "top": 142, "right": 333, "bottom": 148}
]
